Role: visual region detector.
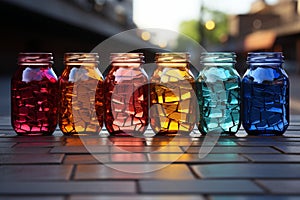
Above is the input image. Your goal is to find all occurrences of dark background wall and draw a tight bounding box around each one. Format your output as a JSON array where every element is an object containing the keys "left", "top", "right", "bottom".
[{"left": 0, "top": 1, "right": 107, "bottom": 76}]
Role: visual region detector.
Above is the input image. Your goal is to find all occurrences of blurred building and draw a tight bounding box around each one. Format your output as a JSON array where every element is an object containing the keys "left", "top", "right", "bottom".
[
  {"left": 0, "top": 0, "right": 140, "bottom": 75},
  {"left": 226, "top": 0, "right": 300, "bottom": 73}
]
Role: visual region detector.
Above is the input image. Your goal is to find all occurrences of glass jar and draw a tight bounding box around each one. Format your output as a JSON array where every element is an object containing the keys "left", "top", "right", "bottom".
[
  {"left": 11, "top": 53, "right": 58, "bottom": 135},
  {"left": 242, "top": 52, "right": 289, "bottom": 135},
  {"left": 59, "top": 53, "right": 104, "bottom": 135},
  {"left": 150, "top": 52, "right": 197, "bottom": 135},
  {"left": 196, "top": 52, "right": 241, "bottom": 135},
  {"left": 104, "top": 53, "right": 149, "bottom": 136}
]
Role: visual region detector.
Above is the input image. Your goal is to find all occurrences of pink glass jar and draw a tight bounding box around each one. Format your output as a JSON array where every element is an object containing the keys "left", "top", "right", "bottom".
[
  {"left": 104, "top": 53, "right": 149, "bottom": 136},
  {"left": 11, "top": 53, "right": 58, "bottom": 136}
]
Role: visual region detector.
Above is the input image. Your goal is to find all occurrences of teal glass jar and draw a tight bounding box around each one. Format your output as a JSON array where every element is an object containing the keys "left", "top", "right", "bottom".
[{"left": 196, "top": 52, "right": 241, "bottom": 135}]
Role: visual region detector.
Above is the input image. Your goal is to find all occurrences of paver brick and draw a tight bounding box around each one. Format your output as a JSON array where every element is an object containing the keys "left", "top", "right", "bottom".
[
  {"left": 192, "top": 164, "right": 300, "bottom": 178},
  {"left": 75, "top": 164, "right": 195, "bottom": 180},
  {"left": 257, "top": 180, "right": 300, "bottom": 194},
  {"left": 0, "top": 165, "right": 73, "bottom": 180},
  {"left": 139, "top": 180, "right": 263, "bottom": 194},
  {"left": 0, "top": 154, "right": 64, "bottom": 164}
]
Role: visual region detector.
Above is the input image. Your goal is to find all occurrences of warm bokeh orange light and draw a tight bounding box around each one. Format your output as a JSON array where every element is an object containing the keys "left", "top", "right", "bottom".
[
  {"left": 141, "top": 31, "right": 151, "bottom": 41},
  {"left": 205, "top": 20, "right": 216, "bottom": 30}
]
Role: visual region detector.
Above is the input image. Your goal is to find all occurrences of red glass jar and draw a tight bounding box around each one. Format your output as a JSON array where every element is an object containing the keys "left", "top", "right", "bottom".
[
  {"left": 104, "top": 53, "right": 149, "bottom": 136},
  {"left": 59, "top": 53, "right": 104, "bottom": 135},
  {"left": 11, "top": 53, "right": 58, "bottom": 135}
]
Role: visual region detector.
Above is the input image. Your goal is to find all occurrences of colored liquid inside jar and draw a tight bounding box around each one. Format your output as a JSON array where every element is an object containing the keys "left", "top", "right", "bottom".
[
  {"left": 59, "top": 53, "right": 104, "bottom": 135},
  {"left": 11, "top": 53, "right": 58, "bottom": 135},
  {"left": 150, "top": 53, "right": 197, "bottom": 135},
  {"left": 104, "top": 53, "right": 149, "bottom": 136}
]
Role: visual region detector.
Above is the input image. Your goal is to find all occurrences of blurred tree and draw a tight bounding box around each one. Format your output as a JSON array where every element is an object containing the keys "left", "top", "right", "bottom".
[
  {"left": 179, "top": 20, "right": 201, "bottom": 42},
  {"left": 176, "top": 7, "right": 228, "bottom": 49},
  {"left": 201, "top": 7, "right": 229, "bottom": 45}
]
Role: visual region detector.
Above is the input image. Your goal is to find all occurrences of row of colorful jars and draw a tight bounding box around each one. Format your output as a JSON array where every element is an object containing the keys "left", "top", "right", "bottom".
[{"left": 11, "top": 52, "right": 289, "bottom": 136}]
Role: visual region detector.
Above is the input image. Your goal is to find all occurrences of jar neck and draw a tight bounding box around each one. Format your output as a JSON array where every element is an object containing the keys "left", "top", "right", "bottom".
[
  {"left": 155, "top": 52, "right": 190, "bottom": 68},
  {"left": 247, "top": 52, "right": 283, "bottom": 68},
  {"left": 200, "top": 52, "right": 236, "bottom": 67},
  {"left": 18, "top": 53, "right": 53, "bottom": 66},
  {"left": 64, "top": 53, "right": 99, "bottom": 67},
  {"left": 110, "top": 53, "right": 144, "bottom": 68}
]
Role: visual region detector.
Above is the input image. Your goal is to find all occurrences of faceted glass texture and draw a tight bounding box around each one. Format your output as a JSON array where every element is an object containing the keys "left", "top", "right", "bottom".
[
  {"left": 11, "top": 53, "right": 58, "bottom": 135},
  {"left": 150, "top": 53, "right": 197, "bottom": 135},
  {"left": 196, "top": 52, "right": 241, "bottom": 135},
  {"left": 242, "top": 52, "right": 289, "bottom": 135},
  {"left": 59, "top": 53, "right": 104, "bottom": 135},
  {"left": 104, "top": 53, "right": 149, "bottom": 136}
]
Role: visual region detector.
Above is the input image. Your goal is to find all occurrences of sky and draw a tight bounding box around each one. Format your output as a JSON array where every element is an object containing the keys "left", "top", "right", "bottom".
[{"left": 133, "top": 0, "right": 279, "bottom": 31}]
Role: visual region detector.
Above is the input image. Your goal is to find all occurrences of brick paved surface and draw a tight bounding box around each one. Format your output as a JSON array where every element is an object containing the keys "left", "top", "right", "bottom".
[{"left": 0, "top": 116, "right": 300, "bottom": 199}]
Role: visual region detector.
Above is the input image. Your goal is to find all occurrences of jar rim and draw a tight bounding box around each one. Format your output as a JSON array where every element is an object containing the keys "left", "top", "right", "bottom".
[
  {"left": 200, "top": 52, "right": 236, "bottom": 63},
  {"left": 110, "top": 53, "right": 143, "bottom": 56},
  {"left": 19, "top": 52, "right": 52, "bottom": 55},
  {"left": 201, "top": 52, "right": 235, "bottom": 55},
  {"left": 65, "top": 52, "right": 98, "bottom": 55},
  {"left": 156, "top": 52, "right": 190, "bottom": 55},
  {"left": 247, "top": 52, "right": 283, "bottom": 63},
  {"left": 248, "top": 52, "right": 282, "bottom": 55},
  {"left": 18, "top": 53, "right": 53, "bottom": 64},
  {"left": 110, "top": 53, "right": 144, "bottom": 63},
  {"left": 64, "top": 52, "right": 99, "bottom": 63}
]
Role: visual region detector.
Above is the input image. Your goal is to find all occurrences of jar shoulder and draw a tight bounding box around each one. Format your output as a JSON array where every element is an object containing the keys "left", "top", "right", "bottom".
[
  {"left": 105, "top": 66, "right": 148, "bottom": 82},
  {"left": 151, "top": 67, "right": 194, "bottom": 82},
  {"left": 13, "top": 66, "right": 58, "bottom": 83},
  {"left": 196, "top": 66, "right": 240, "bottom": 82},
  {"left": 60, "top": 66, "right": 103, "bottom": 82},
  {"left": 242, "top": 67, "right": 289, "bottom": 84}
]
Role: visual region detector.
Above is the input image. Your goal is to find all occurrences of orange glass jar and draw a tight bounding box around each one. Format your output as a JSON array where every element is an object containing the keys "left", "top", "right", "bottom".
[
  {"left": 150, "top": 52, "right": 197, "bottom": 135},
  {"left": 104, "top": 53, "right": 149, "bottom": 136},
  {"left": 59, "top": 53, "right": 104, "bottom": 135}
]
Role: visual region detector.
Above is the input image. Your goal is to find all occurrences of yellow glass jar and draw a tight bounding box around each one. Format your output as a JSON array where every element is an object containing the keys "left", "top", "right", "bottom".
[
  {"left": 59, "top": 53, "right": 104, "bottom": 135},
  {"left": 150, "top": 53, "right": 197, "bottom": 135}
]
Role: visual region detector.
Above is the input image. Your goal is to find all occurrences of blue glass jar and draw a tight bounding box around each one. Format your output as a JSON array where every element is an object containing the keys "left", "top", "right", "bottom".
[
  {"left": 242, "top": 52, "right": 289, "bottom": 135},
  {"left": 196, "top": 52, "right": 241, "bottom": 135}
]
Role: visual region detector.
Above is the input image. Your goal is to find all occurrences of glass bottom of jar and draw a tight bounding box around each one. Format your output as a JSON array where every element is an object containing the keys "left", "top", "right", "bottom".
[
  {"left": 199, "top": 130, "right": 238, "bottom": 136},
  {"left": 245, "top": 130, "right": 286, "bottom": 136},
  {"left": 154, "top": 131, "right": 193, "bottom": 137},
  {"left": 15, "top": 132, "right": 54, "bottom": 136},
  {"left": 62, "top": 132, "right": 102, "bottom": 136},
  {"left": 107, "top": 130, "right": 147, "bottom": 137}
]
